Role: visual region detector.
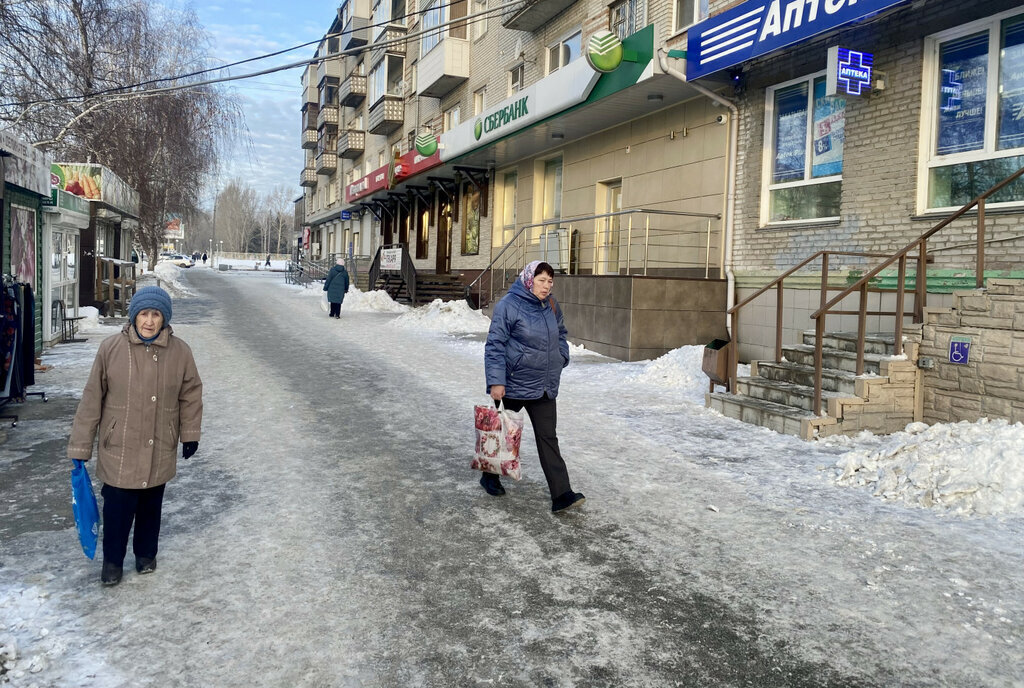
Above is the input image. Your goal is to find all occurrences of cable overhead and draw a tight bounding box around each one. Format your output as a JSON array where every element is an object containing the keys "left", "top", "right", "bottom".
[{"left": 0, "top": 0, "right": 519, "bottom": 109}]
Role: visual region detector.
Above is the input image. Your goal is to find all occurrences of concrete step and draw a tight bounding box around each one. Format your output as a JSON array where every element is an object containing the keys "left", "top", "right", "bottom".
[
  {"left": 736, "top": 376, "right": 857, "bottom": 413},
  {"left": 707, "top": 391, "right": 833, "bottom": 438},
  {"left": 782, "top": 344, "right": 886, "bottom": 375},
  {"left": 752, "top": 360, "right": 858, "bottom": 395},
  {"left": 800, "top": 330, "right": 903, "bottom": 356}
]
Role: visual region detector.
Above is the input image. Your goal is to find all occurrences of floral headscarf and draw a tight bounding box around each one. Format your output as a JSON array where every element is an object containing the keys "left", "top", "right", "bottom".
[{"left": 519, "top": 260, "right": 542, "bottom": 290}]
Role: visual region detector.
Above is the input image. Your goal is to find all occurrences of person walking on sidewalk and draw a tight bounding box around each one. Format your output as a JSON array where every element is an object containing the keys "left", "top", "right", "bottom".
[
  {"left": 324, "top": 257, "right": 350, "bottom": 318},
  {"left": 483, "top": 260, "right": 585, "bottom": 513},
  {"left": 67, "top": 286, "right": 204, "bottom": 585}
]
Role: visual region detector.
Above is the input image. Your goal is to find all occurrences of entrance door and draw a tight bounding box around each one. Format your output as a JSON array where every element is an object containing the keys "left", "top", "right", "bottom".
[
  {"left": 435, "top": 198, "right": 452, "bottom": 273},
  {"left": 599, "top": 181, "right": 622, "bottom": 274}
]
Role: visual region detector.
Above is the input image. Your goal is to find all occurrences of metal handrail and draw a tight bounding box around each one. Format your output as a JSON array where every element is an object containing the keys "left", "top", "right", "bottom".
[
  {"left": 466, "top": 208, "right": 721, "bottom": 308},
  {"left": 728, "top": 165, "right": 1024, "bottom": 418}
]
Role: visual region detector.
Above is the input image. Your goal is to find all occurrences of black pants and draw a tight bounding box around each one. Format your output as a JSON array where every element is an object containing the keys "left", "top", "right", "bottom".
[
  {"left": 101, "top": 483, "right": 166, "bottom": 566},
  {"left": 329, "top": 302, "right": 341, "bottom": 317},
  {"left": 501, "top": 394, "right": 572, "bottom": 500}
]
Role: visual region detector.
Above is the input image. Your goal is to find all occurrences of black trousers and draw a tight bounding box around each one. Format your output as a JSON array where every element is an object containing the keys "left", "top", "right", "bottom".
[
  {"left": 329, "top": 302, "right": 342, "bottom": 317},
  {"left": 101, "top": 483, "right": 166, "bottom": 566},
  {"left": 501, "top": 394, "right": 572, "bottom": 500}
]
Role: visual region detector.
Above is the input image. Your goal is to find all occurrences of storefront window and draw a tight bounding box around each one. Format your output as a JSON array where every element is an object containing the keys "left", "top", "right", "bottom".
[
  {"left": 764, "top": 74, "right": 845, "bottom": 222},
  {"left": 52, "top": 232, "right": 63, "bottom": 282},
  {"left": 500, "top": 171, "right": 517, "bottom": 246},
  {"left": 543, "top": 158, "right": 562, "bottom": 223},
  {"left": 66, "top": 235, "right": 77, "bottom": 280},
  {"left": 926, "top": 11, "right": 1024, "bottom": 208},
  {"left": 462, "top": 185, "right": 480, "bottom": 255}
]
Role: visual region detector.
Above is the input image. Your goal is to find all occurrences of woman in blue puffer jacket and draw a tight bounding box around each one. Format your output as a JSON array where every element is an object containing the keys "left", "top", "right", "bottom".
[{"left": 483, "top": 261, "right": 585, "bottom": 513}]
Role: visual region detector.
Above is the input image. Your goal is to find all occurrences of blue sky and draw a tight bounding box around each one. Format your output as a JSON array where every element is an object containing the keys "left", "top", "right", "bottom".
[{"left": 192, "top": 0, "right": 340, "bottom": 202}]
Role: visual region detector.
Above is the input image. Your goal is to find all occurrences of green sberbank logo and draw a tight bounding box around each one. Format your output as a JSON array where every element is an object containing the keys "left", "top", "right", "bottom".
[
  {"left": 586, "top": 30, "right": 623, "bottom": 73},
  {"left": 476, "top": 96, "right": 528, "bottom": 140},
  {"left": 415, "top": 134, "right": 438, "bottom": 157}
]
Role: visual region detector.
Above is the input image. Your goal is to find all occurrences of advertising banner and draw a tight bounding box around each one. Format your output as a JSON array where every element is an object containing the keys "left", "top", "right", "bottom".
[
  {"left": 0, "top": 131, "right": 50, "bottom": 196},
  {"left": 52, "top": 163, "right": 140, "bottom": 217},
  {"left": 164, "top": 214, "right": 185, "bottom": 240}
]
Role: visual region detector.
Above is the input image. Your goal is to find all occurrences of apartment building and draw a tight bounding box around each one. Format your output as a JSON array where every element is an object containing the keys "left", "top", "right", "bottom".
[
  {"left": 298, "top": 0, "right": 741, "bottom": 359},
  {"left": 681, "top": 0, "right": 1024, "bottom": 361}
]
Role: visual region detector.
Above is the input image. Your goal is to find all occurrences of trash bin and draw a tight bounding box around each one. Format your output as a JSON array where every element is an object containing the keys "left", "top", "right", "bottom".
[{"left": 702, "top": 338, "right": 733, "bottom": 391}]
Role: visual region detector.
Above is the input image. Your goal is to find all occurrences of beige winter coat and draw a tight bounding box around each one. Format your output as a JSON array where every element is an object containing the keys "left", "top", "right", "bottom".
[{"left": 67, "top": 324, "right": 203, "bottom": 489}]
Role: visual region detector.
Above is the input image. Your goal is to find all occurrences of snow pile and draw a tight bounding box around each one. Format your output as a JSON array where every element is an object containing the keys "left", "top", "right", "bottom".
[
  {"left": 832, "top": 418, "right": 1024, "bottom": 516},
  {"left": 135, "top": 262, "right": 194, "bottom": 297},
  {"left": 342, "top": 288, "right": 410, "bottom": 314},
  {"left": 73, "top": 306, "right": 102, "bottom": 332},
  {"left": 389, "top": 298, "right": 490, "bottom": 334}
]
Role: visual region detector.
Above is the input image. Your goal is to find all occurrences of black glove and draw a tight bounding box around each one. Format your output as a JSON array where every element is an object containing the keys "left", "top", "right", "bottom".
[{"left": 182, "top": 441, "right": 198, "bottom": 460}]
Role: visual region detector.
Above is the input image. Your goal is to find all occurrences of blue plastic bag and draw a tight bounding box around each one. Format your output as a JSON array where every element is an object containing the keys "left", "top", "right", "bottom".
[{"left": 71, "top": 459, "right": 100, "bottom": 559}]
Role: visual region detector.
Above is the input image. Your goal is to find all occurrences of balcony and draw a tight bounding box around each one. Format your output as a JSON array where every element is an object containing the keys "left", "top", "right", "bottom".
[
  {"left": 315, "top": 150, "right": 337, "bottom": 174},
  {"left": 302, "top": 104, "right": 319, "bottom": 131},
  {"left": 502, "top": 0, "right": 576, "bottom": 31},
  {"left": 300, "top": 168, "right": 317, "bottom": 187},
  {"left": 317, "top": 105, "right": 339, "bottom": 130},
  {"left": 342, "top": 15, "right": 370, "bottom": 50},
  {"left": 338, "top": 129, "right": 365, "bottom": 159},
  {"left": 418, "top": 37, "right": 470, "bottom": 98},
  {"left": 367, "top": 95, "right": 403, "bottom": 135},
  {"left": 339, "top": 74, "right": 366, "bottom": 107},
  {"left": 370, "top": 26, "right": 407, "bottom": 64},
  {"left": 301, "top": 129, "right": 318, "bottom": 149}
]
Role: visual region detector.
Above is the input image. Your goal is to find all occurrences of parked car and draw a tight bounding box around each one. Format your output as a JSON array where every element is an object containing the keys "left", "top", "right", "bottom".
[{"left": 159, "top": 253, "right": 194, "bottom": 268}]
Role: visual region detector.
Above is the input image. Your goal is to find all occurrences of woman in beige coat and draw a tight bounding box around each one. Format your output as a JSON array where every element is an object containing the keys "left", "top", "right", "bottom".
[{"left": 68, "top": 286, "right": 203, "bottom": 585}]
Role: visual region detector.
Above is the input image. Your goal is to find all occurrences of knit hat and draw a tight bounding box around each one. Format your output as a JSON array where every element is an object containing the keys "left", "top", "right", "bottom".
[
  {"left": 519, "top": 260, "right": 542, "bottom": 290},
  {"left": 129, "top": 286, "right": 172, "bottom": 325}
]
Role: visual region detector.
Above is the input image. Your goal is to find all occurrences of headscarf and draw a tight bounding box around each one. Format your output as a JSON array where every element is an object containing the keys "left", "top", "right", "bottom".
[
  {"left": 336, "top": 257, "right": 345, "bottom": 266},
  {"left": 519, "top": 260, "right": 542, "bottom": 290}
]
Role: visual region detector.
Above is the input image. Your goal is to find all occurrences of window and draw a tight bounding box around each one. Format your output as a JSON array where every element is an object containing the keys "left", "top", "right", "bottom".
[
  {"left": 762, "top": 73, "right": 845, "bottom": 223},
  {"left": 473, "top": 88, "right": 485, "bottom": 115},
  {"left": 368, "top": 60, "right": 386, "bottom": 103},
  {"left": 509, "top": 63, "right": 524, "bottom": 96},
  {"left": 339, "top": 0, "right": 351, "bottom": 28},
  {"left": 611, "top": 0, "right": 644, "bottom": 41},
  {"left": 923, "top": 10, "right": 1024, "bottom": 209},
  {"left": 472, "top": 0, "right": 487, "bottom": 40},
  {"left": 319, "top": 78, "right": 338, "bottom": 108},
  {"left": 462, "top": 184, "right": 481, "bottom": 255},
  {"left": 547, "top": 30, "right": 581, "bottom": 74},
  {"left": 372, "top": 0, "right": 406, "bottom": 40},
  {"left": 674, "top": 0, "right": 703, "bottom": 32},
  {"left": 543, "top": 158, "right": 563, "bottom": 222},
  {"left": 500, "top": 171, "right": 517, "bottom": 245},
  {"left": 422, "top": 0, "right": 444, "bottom": 55},
  {"left": 443, "top": 105, "right": 460, "bottom": 132}
]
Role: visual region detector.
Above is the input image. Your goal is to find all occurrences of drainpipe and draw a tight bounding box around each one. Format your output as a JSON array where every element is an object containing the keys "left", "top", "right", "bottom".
[{"left": 657, "top": 47, "right": 739, "bottom": 338}]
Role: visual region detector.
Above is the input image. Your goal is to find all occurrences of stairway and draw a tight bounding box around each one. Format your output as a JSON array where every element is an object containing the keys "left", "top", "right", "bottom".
[
  {"left": 707, "top": 330, "right": 920, "bottom": 439},
  {"left": 414, "top": 273, "right": 466, "bottom": 305}
]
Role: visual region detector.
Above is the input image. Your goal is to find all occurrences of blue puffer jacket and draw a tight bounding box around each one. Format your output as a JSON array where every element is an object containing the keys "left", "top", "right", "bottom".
[
  {"left": 485, "top": 279, "right": 569, "bottom": 400},
  {"left": 324, "top": 265, "right": 350, "bottom": 302}
]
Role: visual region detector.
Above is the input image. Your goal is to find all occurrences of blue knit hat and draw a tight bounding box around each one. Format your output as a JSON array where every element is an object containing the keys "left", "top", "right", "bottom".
[{"left": 129, "top": 286, "right": 172, "bottom": 325}]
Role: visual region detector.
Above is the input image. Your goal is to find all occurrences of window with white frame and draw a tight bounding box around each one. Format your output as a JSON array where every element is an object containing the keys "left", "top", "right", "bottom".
[
  {"left": 472, "top": 0, "right": 487, "bottom": 40},
  {"left": 339, "top": 0, "right": 351, "bottom": 28},
  {"left": 368, "top": 60, "right": 386, "bottom": 103},
  {"left": 443, "top": 105, "right": 460, "bottom": 132},
  {"left": 762, "top": 73, "right": 846, "bottom": 223},
  {"left": 473, "top": 88, "right": 485, "bottom": 115},
  {"left": 923, "top": 10, "right": 1024, "bottom": 210},
  {"left": 422, "top": 0, "right": 445, "bottom": 55},
  {"left": 611, "top": 0, "right": 644, "bottom": 41},
  {"left": 674, "top": 0, "right": 704, "bottom": 32},
  {"left": 509, "top": 63, "right": 524, "bottom": 96},
  {"left": 547, "top": 30, "right": 581, "bottom": 74},
  {"left": 372, "top": 0, "right": 406, "bottom": 40}
]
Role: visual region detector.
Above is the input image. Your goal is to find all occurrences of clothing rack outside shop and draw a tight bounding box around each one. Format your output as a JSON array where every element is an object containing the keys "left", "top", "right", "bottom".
[{"left": 1, "top": 275, "right": 47, "bottom": 427}]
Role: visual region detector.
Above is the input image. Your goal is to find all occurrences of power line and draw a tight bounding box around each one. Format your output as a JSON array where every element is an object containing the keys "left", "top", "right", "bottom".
[{"left": 0, "top": 0, "right": 520, "bottom": 109}]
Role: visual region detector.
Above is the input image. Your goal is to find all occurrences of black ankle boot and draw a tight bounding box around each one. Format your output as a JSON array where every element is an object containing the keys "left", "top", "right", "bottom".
[
  {"left": 136, "top": 557, "right": 157, "bottom": 574},
  {"left": 101, "top": 561, "right": 123, "bottom": 586},
  {"left": 552, "top": 491, "right": 586, "bottom": 513},
  {"left": 479, "top": 473, "right": 506, "bottom": 496}
]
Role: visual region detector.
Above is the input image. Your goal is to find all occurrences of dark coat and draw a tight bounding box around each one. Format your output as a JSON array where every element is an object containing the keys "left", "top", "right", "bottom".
[
  {"left": 485, "top": 279, "right": 569, "bottom": 400},
  {"left": 324, "top": 265, "right": 350, "bottom": 303}
]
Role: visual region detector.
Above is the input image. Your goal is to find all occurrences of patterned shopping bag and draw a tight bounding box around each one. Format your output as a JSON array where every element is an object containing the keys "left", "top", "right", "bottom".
[{"left": 471, "top": 401, "right": 524, "bottom": 480}]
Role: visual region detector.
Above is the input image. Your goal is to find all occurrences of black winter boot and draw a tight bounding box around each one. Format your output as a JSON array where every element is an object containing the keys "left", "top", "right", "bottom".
[
  {"left": 479, "top": 473, "right": 506, "bottom": 496},
  {"left": 101, "top": 561, "right": 123, "bottom": 586},
  {"left": 136, "top": 557, "right": 157, "bottom": 574},
  {"left": 551, "top": 491, "right": 586, "bottom": 513}
]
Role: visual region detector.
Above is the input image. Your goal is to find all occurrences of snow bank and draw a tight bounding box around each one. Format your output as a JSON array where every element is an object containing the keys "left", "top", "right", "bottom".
[
  {"left": 830, "top": 418, "right": 1024, "bottom": 517},
  {"left": 389, "top": 298, "right": 490, "bottom": 334},
  {"left": 342, "top": 288, "right": 410, "bottom": 314},
  {"left": 135, "top": 262, "right": 194, "bottom": 297}
]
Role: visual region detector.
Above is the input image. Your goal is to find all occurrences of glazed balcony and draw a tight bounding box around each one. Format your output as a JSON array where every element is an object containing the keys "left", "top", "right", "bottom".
[
  {"left": 339, "top": 74, "right": 366, "bottom": 107},
  {"left": 301, "top": 129, "right": 318, "bottom": 149},
  {"left": 302, "top": 104, "right": 319, "bottom": 131},
  {"left": 367, "top": 95, "right": 404, "bottom": 135},
  {"left": 338, "top": 129, "right": 365, "bottom": 159},
  {"left": 342, "top": 15, "right": 370, "bottom": 50},
  {"left": 317, "top": 105, "right": 339, "bottom": 130},
  {"left": 370, "top": 26, "right": 407, "bottom": 64},
  {"left": 315, "top": 150, "right": 337, "bottom": 174},
  {"left": 418, "top": 37, "right": 470, "bottom": 98},
  {"left": 300, "top": 168, "right": 317, "bottom": 187},
  {"left": 502, "top": 0, "right": 576, "bottom": 31}
]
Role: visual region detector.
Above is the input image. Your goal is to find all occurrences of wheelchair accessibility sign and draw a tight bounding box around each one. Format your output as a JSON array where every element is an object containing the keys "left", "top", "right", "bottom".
[{"left": 949, "top": 336, "right": 972, "bottom": 365}]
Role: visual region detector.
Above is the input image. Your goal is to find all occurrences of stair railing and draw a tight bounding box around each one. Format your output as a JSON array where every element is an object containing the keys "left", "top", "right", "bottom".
[
  {"left": 466, "top": 208, "right": 721, "bottom": 309},
  {"left": 728, "top": 165, "right": 1024, "bottom": 417}
]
